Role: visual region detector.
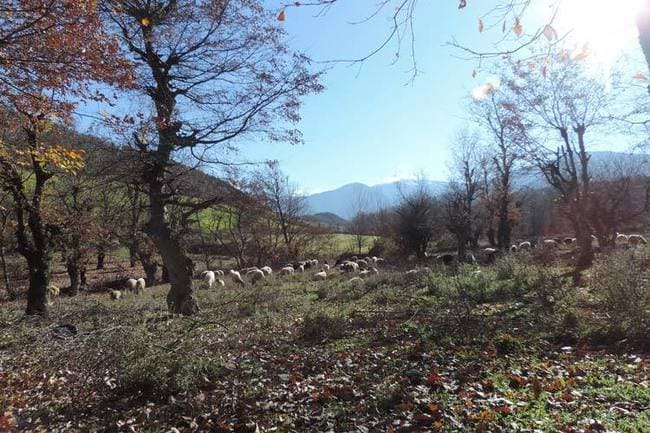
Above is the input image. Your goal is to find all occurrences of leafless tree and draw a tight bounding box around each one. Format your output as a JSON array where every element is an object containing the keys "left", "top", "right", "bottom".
[{"left": 445, "top": 129, "right": 483, "bottom": 262}]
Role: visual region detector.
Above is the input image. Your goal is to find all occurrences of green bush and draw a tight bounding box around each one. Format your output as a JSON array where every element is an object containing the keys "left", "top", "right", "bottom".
[{"left": 301, "top": 312, "right": 347, "bottom": 343}]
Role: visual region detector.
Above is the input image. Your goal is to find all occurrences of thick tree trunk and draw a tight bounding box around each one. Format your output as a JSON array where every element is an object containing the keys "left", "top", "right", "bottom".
[
  {"left": 143, "top": 260, "right": 158, "bottom": 286},
  {"left": 161, "top": 265, "right": 169, "bottom": 284},
  {"left": 25, "top": 252, "right": 51, "bottom": 316},
  {"left": 129, "top": 243, "right": 137, "bottom": 268},
  {"left": 66, "top": 259, "right": 81, "bottom": 296}
]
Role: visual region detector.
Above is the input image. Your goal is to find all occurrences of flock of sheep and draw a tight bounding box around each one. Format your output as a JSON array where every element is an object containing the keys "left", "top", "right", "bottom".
[{"left": 85, "top": 231, "right": 647, "bottom": 301}]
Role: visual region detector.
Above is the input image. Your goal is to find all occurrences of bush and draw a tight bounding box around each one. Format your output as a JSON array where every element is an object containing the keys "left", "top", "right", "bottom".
[
  {"left": 590, "top": 250, "right": 649, "bottom": 341},
  {"left": 301, "top": 312, "right": 347, "bottom": 343},
  {"left": 494, "top": 333, "right": 523, "bottom": 356}
]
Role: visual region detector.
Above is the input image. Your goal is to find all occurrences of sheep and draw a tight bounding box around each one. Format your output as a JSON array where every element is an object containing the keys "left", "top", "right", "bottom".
[
  {"left": 136, "top": 278, "right": 146, "bottom": 293},
  {"left": 203, "top": 270, "right": 216, "bottom": 289},
  {"left": 375, "top": 257, "right": 386, "bottom": 265},
  {"left": 240, "top": 266, "right": 259, "bottom": 274},
  {"left": 370, "top": 267, "right": 379, "bottom": 274},
  {"left": 359, "top": 269, "right": 371, "bottom": 278},
  {"left": 125, "top": 278, "right": 138, "bottom": 292},
  {"left": 616, "top": 232, "right": 628, "bottom": 244},
  {"left": 216, "top": 279, "right": 225, "bottom": 287},
  {"left": 261, "top": 266, "right": 273, "bottom": 276},
  {"left": 348, "top": 277, "right": 363, "bottom": 284},
  {"left": 510, "top": 244, "right": 518, "bottom": 253},
  {"left": 230, "top": 269, "right": 245, "bottom": 287},
  {"left": 321, "top": 263, "right": 330, "bottom": 271},
  {"left": 341, "top": 261, "right": 359, "bottom": 273},
  {"left": 542, "top": 239, "right": 559, "bottom": 249},
  {"left": 356, "top": 259, "right": 369, "bottom": 270},
  {"left": 564, "top": 237, "right": 574, "bottom": 245},
  {"left": 297, "top": 264, "right": 305, "bottom": 273},
  {"left": 405, "top": 269, "right": 419, "bottom": 275},
  {"left": 215, "top": 270, "right": 225, "bottom": 277},
  {"left": 310, "top": 259, "right": 319, "bottom": 268},
  {"left": 109, "top": 290, "right": 122, "bottom": 300},
  {"left": 436, "top": 253, "right": 455, "bottom": 266},
  {"left": 628, "top": 234, "right": 648, "bottom": 246},
  {"left": 248, "top": 269, "right": 266, "bottom": 285},
  {"left": 518, "top": 241, "right": 532, "bottom": 250},
  {"left": 484, "top": 247, "right": 498, "bottom": 254},
  {"left": 313, "top": 271, "right": 327, "bottom": 281},
  {"left": 48, "top": 285, "right": 60, "bottom": 298},
  {"left": 280, "top": 266, "right": 294, "bottom": 276}
]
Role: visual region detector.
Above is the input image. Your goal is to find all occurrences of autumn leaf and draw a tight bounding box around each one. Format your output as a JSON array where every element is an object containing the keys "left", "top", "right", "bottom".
[
  {"left": 493, "top": 405, "right": 512, "bottom": 415},
  {"left": 513, "top": 18, "right": 523, "bottom": 37},
  {"left": 277, "top": 9, "right": 286, "bottom": 21},
  {"left": 140, "top": 17, "right": 151, "bottom": 27},
  {"left": 543, "top": 24, "right": 557, "bottom": 41},
  {"left": 633, "top": 72, "right": 648, "bottom": 81},
  {"left": 478, "top": 18, "right": 484, "bottom": 33},
  {"left": 458, "top": 0, "right": 467, "bottom": 9},
  {"left": 434, "top": 420, "right": 443, "bottom": 430}
]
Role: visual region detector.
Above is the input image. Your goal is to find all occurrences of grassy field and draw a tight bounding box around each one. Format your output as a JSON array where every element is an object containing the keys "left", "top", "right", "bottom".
[{"left": 0, "top": 249, "right": 648, "bottom": 432}]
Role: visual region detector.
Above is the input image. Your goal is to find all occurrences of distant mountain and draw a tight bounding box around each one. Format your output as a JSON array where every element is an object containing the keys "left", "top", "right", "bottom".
[
  {"left": 304, "top": 151, "right": 649, "bottom": 219},
  {"left": 305, "top": 180, "right": 448, "bottom": 219},
  {"left": 304, "top": 212, "right": 349, "bottom": 226}
]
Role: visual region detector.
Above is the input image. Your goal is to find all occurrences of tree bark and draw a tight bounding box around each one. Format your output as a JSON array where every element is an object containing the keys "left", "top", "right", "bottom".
[
  {"left": 25, "top": 251, "right": 50, "bottom": 316},
  {"left": 96, "top": 244, "right": 105, "bottom": 270},
  {"left": 66, "top": 259, "right": 81, "bottom": 296},
  {"left": 0, "top": 245, "right": 14, "bottom": 300}
]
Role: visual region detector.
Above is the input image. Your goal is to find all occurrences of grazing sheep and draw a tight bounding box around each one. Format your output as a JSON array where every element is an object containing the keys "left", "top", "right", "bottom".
[
  {"left": 217, "top": 279, "right": 225, "bottom": 286},
  {"left": 215, "top": 270, "right": 224, "bottom": 277},
  {"left": 261, "top": 266, "right": 273, "bottom": 276},
  {"left": 370, "top": 267, "right": 379, "bottom": 274},
  {"left": 48, "top": 285, "right": 60, "bottom": 298},
  {"left": 436, "top": 253, "right": 455, "bottom": 266},
  {"left": 405, "top": 269, "right": 419, "bottom": 275},
  {"left": 322, "top": 263, "right": 330, "bottom": 271},
  {"left": 341, "top": 261, "right": 359, "bottom": 273},
  {"left": 542, "top": 239, "right": 559, "bottom": 249},
  {"left": 248, "top": 269, "right": 266, "bottom": 285},
  {"left": 564, "top": 237, "right": 574, "bottom": 245},
  {"left": 229, "top": 270, "right": 245, "bottom": 287},
  {"left": 240, "top": 266, "right": 259, "bottom": 274},
  {"left": 375, "top": 258, "right": 386, "bottom": 266},
  {"left": 203, "top": 270, "right": 216, "bottom": 289},
  {"left": 628, "top": 234, "right": 648, "bottom": 246},
  {"left": 310, "top": 259, "right": 319, "bottom": 268},
  {"left": 280, "top": 266, "right": 294, "bottom": 276},
  {"left": 510, "top": 244, "right": 518, "bottom": 253},
  {"left": 313, "top": 271, "right": 327, "bottom": 281},
  {"left": 359, "top": 270, "right": 370, "bottom": 278},
  {"left": 348, "top": 277, "right": 363, "bottom": 284},
  {"left": 298, "top": 264, "right": 305, "bottom": 273},
  {"left": 109, "top": 290, "right": 122, "bottom": 300},
  {"left": 351, "top": 255, "right": 358, "bottom": 261},
  {"left": 356, "top": 259, "right": 369, "bottom": 270},
  {"left": 125, "top": 278, "right": 138, "bottom": 292},
  {"left": 616, "top": 233, "right": 628, "bottom": 244},
  {"left": 484, "top": 247, "right": 498, "bottom": 254},
  {"left": 136, "top": 278, "right": 146, "bottom": 293},
  {"left": 518, "top": 241, "right": 532, "bottom": 250}
]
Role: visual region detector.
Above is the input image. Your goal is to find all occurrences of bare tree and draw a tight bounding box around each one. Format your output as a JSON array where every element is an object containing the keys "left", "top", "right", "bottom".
[
  {"left": 445, "top": 130, "right": 483, "bottom": 262},
  {"left": 393, "top": 178, "right": 441, "bottom": 259}
]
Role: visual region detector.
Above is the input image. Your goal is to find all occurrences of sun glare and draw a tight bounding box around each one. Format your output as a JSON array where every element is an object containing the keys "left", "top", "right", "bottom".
[{"left": 553, "top": 0, "right": 644, "bottom": 70}]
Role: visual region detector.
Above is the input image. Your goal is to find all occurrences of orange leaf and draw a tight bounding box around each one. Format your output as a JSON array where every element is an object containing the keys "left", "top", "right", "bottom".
[
  {"left": 140, "top": 17, "right": 151, "bottom": 27},
  {"left": 633, "top": 72, "right": 648, "bottom": 81},
  {"left": 478, "top": 19, "right": 484, "bottom": 33},
  {"left": 427, "top": 402, "right": 440, "bottom": 414},
  {"left": 513, "top": 18, "right": 523, "bottom": 37},
  {"left": 277, "top": 9, "right": 286, "bottom": 21},
  {"left": 434, "top": 420, "right": 443, "bottom": 430},
  {"left": 543, "top": 24, "right": 557, "bottom": 41}
]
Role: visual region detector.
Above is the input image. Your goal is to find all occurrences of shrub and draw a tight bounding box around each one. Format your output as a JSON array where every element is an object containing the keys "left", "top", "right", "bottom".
[
  {"left": 494, "top": 333, "right": 523, "bottom": 356},
  {"left": 494, "top": 255, "right": 517, "bottom": 281},
  {"left": 301, "top": 312, "right": 347, "bottom": 343}
]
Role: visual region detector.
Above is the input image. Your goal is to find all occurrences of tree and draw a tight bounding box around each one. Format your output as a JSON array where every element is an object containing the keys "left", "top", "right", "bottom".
[
  {"left": 0, "top": 1, "right": 131, "bottom": 315},
  {"left": 445, "top": 130, "right": 482, "bottom": 262},
  {"left": 502, "top": 48, "right": 611, "bottom": 275},
  {"left": 254, "top": 162, "right": 310, "bottom": 261},
  {"left": 393, "top": 179, "right": 440, "bottom": 259},
  {"left": 104, "top": 0, "right": 322, "bottom": 315},
  {"left": 472, "top": 85, "right": 524, "bottom": 249}
]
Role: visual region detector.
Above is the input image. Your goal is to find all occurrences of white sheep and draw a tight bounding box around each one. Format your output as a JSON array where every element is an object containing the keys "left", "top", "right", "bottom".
[
  {"left": 313, "top": 271, "right": 327, "bottom": 281},
  {"left": 518, "top": 241, "right": 532, "bottom": 250},
  {"left": 297, "top": 264, "right": 305, "bottom": 273},
  {"left": 248, "top": 269, "right": 266, "bottom": 285},
  {"left": 280, "top": 266, "right": 294, "bottom": 276},
  {"left": 542, "top": 239, "right": 559, "bottom": 248},
  {"left": 230, "top": 269, "right": 245, "bottom": 287},
  {"left": 109, "top": 289, "right": 122, "bottom": 300},
  {"left": 125, "top": 278, "right": 138, "bottom": 292},
  {"left": 359, "top": 269, "right": 371, "bottom": 278},
  {"left": 215, "top": 270, "right": 224, "bottom": 277},
  {"left": 310, "top": 259, "right": 319, "bottom": 268},
  {"left": 203, "top": 270, "right": 216, "bottom": 289},
  {"left": 510, "top": 245, "right": 518, "bottom": 253},
  {"left": 628, "top": 234, "right": 648, "bottom": 246},
  {"left": 616, "top": 232, "right": 629, "bottom": 244},
  {"left": 261, "top": 266, "right": 273, "bottom": 276},
  {"left": 322, "top": 263, "right": 330, "bottom": 271},
  {"left": 348, "top": 277, "right": 364, "bottom": 284},
  {"left": 217, "top": 279, "right": 225, "bottom": 287},
  {"left": 405, "top": 269, "right": 419, "bottom": 275},
  {"left": 370, "top": 267, "right": 379, "bottom": 274},
  {"left": 356, "top": 259, "right": 368, "bottom": 270},
  {"left": 136, "top": 278, "right": 146, "bottom": 293},
  {"left": 484, "top": 247, "right": 498, "bottom": 254}
]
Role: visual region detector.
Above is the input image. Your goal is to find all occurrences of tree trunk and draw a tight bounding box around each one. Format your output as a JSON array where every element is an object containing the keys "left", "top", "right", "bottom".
[
  {"left": 25, "top": 252, "right": 51, "bottom": 316},
  {"left": 143, "top": 261, "right": 158, "bottom": 286},
  {"left": 96, "top": 244, "right": 105, "bottom": 270},
  {"left": 0, "top": 245, "right": 14, "bottom": 300},
  {"left": 129, "top": 243, "right": 137, "bottom": 268},
  {"left": 161, "top": 265, "right": 169, "bottom": 284},
  {"left": 486, "top": 227, "right": 496, "bottom": 247},
  {"left": 66, "top": 259, "right": 81, "bottom": 296}
]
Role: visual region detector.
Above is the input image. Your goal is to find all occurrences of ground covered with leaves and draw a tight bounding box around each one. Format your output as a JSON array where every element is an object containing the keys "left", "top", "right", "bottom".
[{"left": 1, "top": 251, "right": 649, "bottom": 432}]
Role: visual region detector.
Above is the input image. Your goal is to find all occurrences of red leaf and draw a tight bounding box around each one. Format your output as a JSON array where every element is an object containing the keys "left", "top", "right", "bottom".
[{"left": 277, "top": 9, "right": 286, "bottom": 21}]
